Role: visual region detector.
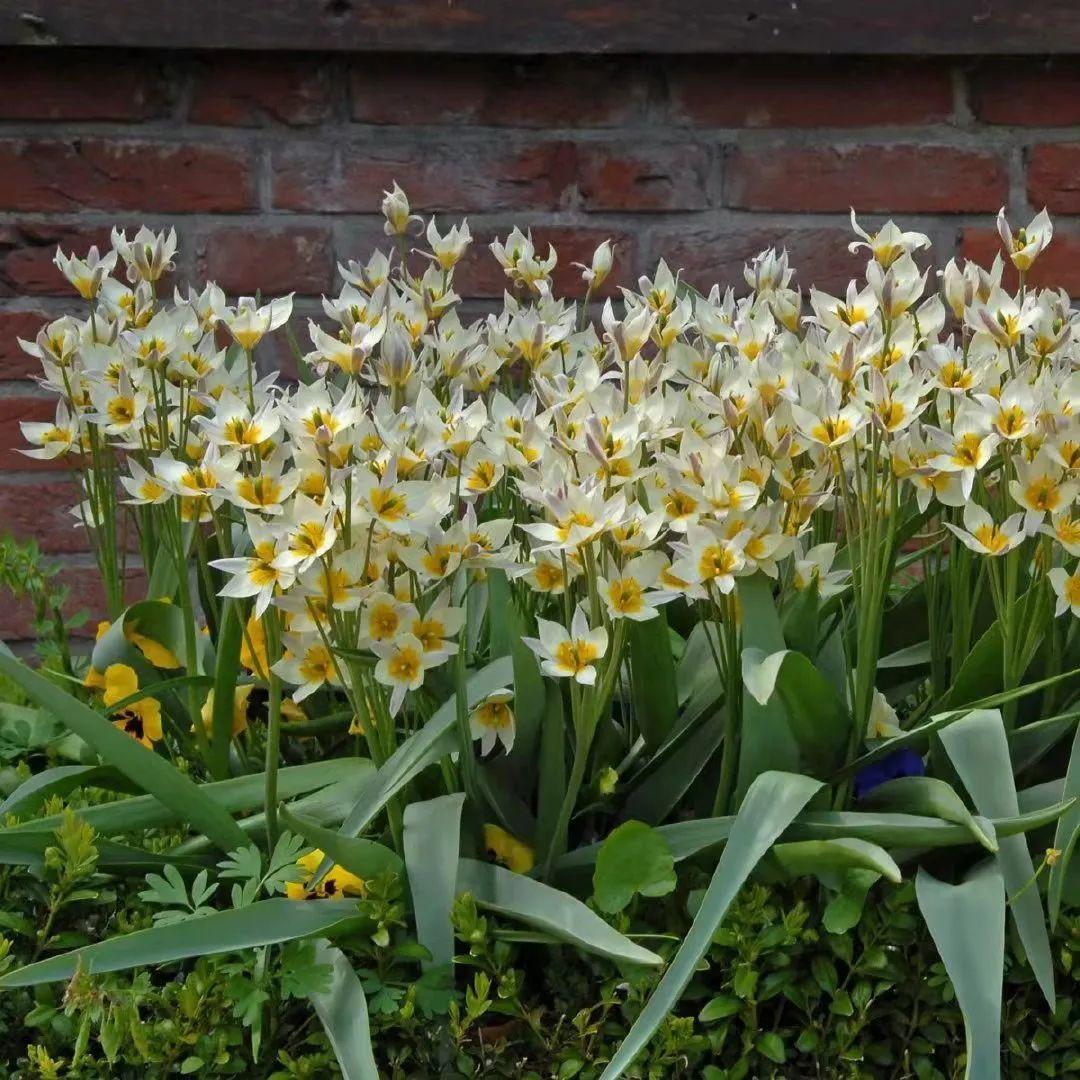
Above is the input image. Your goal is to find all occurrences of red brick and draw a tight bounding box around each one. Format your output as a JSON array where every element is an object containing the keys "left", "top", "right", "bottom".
[
  {"left": 195, "top": 226, "right": 334, "bottom": 295},
  {"left": 0, "top": 311, "right": 49, "bottom": 379},
  {"left": 969, "top": 61, "right": 1080, "bottom": 126},
  {"left": 0, "top": 564, "right": 147, "bottom": 641},
  {"left": 725, "top": 145, "right": 1007, "bottom": 213},
  {"left": 350, "top": 57, "right": 645, "bottom": 128},
  {"left": 671, "top": 59, "right": 953, "bottom": 128},
  {"left": 0, "top": 223, "right": 112, "bottom": 297},
  {"left": 0, "top": 396, "right": 69, "bottom": 473},
  {"left": 454, "top": 228, "right": 636, "bottom": 299},
  {"left": 0, "top": 479, "right": 88, "bottom": 553},
  {"left": 648, "top": 225, "right": 868, "bottom": 295},
  {"left": 1028, "top": 144, "right": 1080, "bottom": 213},
  {"left": 273, "top": 140, "right": 577, "bottom": 214},
  {"left": 0, "top": 140, "right": 255, "bottom": 213},
  {"left": 190, "top": 55, "right": 332, "bottom": 126},
  {"left": 573, "top": 143, "right": 709, "bottom": 212},
  {"left": 0, "top": 54, "right": 168, "bottom": 121},
  {"left": 961, "top": 227, "right": 1080, "bottom": 294}
]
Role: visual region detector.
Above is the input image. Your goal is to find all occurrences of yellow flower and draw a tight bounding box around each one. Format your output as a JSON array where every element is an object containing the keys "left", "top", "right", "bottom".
[
  {"left": 285, "top": 848, "right": 366, "bottom": 900},
  {"left": 240, "top": 612, "right": 269, "bottom": 677},
  {"left": 483, "top": 824, "right": 534, "bottom": 874},
  {"left": 103, "top": 664, "right": 162, "bottom": 749}
]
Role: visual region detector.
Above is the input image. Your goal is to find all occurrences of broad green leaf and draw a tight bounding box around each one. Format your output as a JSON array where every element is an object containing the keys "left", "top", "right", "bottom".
[
  {"left": 0, "top": 898, "right": 365, "bottom": 987},
  {"left": 622, "top": 714, "right": 723, "bottom": 826},
  {"left": 557, "top": 802, "right": 1070, "bottom": 875},
  {"left": 308, "top": 941, "right": 379, "bottom": 1080},
  {"left": 403, "top": 794, "right": 464, "bottom": 972},
  {"left": 1010, "top": 709, "right": 1080, "bottom": 774},
  {"left": 146, "top": 533, "right": 186, "bottom": 601},
  {"left": 92, "top": 598, "right": 209, "bottom": 677},
  {"left": 600, "top": 771, "right": 821, "bottom": 1079},
  {"left": 0, "top": 831, "right": 208, "bottom": 873},
  {"left": 0, "top": 644, "right": 247, "bottom": 854},
  {"left": 6, "top": 759, "right": 369, "bottom": 839},
  {"left": 877, "top": 641, "right": 932, "bottom": 669},
  {"left": 593, "top": 820, "right": 676, "bottom": 914},
  {"left": 676, "top": 623, "right": 721, "bottom": 716},
  {"left": 741, "top": 647, "right": 851, "bottom": 775},
  {"left": 734, "top": 578, "right": 798, "bottom": 801},
  {"left": 770, "top": 838, "right": 900, "bottom": 883},
  {"left": 335, "top": 657, "right": 513, "bottom": 843},
  {"left": 628, "top": 613, "right": 679, "bottom": 752},
  {"left": 489, "top": 571, "right": 545, "bottom": 768},
  {"left": 456, "top": 858, "right": 661, "bottom": 968},
  {"left": 781, "top": 578, "right": 819, "bottom": 658},
  {"left": 916, "top": 863, "right": 1005, "bottom": 1080},
  {"left": 0, "top": 765, "right": 134, "bottom": 820},
  {"left": 940, "top": 710, "right": 1055, "bottom": 1009},
  {"left": 208, "top": 600, "right": 244, "bottom": 781},
  {"left": 278, "top": 806, "right": 403, "bottom": 883},
  {"left": 835, "top": 667, "right": 1080, "bottom": 782},
  {"left": 821, "top": 868, "right": 879, "bottom": 934},
  {"left": 862, "top": 776, "right": 996, "bottom": 852},
  {"left": 1049, "top": 720, "right": 1080, "bottom": 927},
  {"left": 535, "top": 682, "right": 567, "bottom": 862}
]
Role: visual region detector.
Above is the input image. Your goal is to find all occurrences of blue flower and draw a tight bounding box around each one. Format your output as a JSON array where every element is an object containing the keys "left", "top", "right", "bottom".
[{"left": 854, "top": 747, "right": 925, "bottom": 800}]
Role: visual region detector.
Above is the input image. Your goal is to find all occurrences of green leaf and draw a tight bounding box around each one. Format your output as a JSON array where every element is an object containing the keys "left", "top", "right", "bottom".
[
  {"left": 308, "top": 941, "right": 379, "bottom": 1080},
  {"left": 628, "top": 613, "right": 679, "bottom": 752},
  {"left": 770, "top": 838, "right": 900, "bottom": 883},
  {"left": 756, "top": 1032, "right": 786, "bottom": 1065},
  {"left": 208, "top": 600, "right": 244, "bottom": 781},
  {"left": 535, "top": 682, "right": 567, "bottom": 862},
  {"left": 456, "top": 858, "right": 661, "bottom": 968},
  {"left": 821, "top": 868, "right": 879, "bottom": 934},
  {"left": 592, "top": 820, "right": 676, "bottom": 914},
  {"left": 0, "top": 898, "right": 365, "bottom": 987},
  {"left": 91, "top": 598, "right": 207, "bottom": 676},
  {"left": 557, "top": 802, "right": 1069, "bottom": 875},
  {"left": 734, "top": 578, "right": 799, "bottom": 801},
  {"left": 0, "top": 644, "right": 247, "bottom": 854},
  {"left": 916, "top": 862, "right": 1005, "bottom": 1080},
  {"left": 6, "top": 759, "right": 369, "bottom": 839},
  {"left": 403, "top": 794, "right": 464, "bottom": 972},
  {"left": 861, "top": 776, "right": 997, "bottom": 852},
  {"left": 877, "top": 641, "right": 932, "bottom": 669},
  {"left": 278, "top": 806, "right": 403, "bottom": 883},
  {"left": 1049, "top": 719, "right": 1080, "bottom": 927},
  {"left": 622, "top": 713, "right": 724, "bottom": 826},
  {"left": 1009, "top": 709, "right": 1080, "bottom": 774},
  {"left": 600, "top": 771, "right": 821, "bottom": 1079},
  {"left": 0, "top": 831, "right": 207, "bottom": 874},
  {"left": 0, "top": 765, "right": 133, "bottom": 820},
  {"left": 741, "top": 647, "right": 851, "bottom": 775},
  {"left": 939, "top": 709, "right": 1055, "bottom": 1010},
  {"left": 488, "top": 571, "right": 545, "bottom": 768},
  {"left": 334, "top": 657, "right": 513, "bottom": 843}
]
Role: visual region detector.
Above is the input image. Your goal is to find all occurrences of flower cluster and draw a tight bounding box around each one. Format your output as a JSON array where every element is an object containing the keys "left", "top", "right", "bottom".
[{"left": 17, "top": 192, "right": 1079, "bottom": 835}]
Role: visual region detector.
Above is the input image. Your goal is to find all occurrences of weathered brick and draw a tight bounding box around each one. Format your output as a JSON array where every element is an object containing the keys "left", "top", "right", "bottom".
[
  {"left": 0, "top": 140, "right": 256, "bottom": 213},
  {"left": 726, "top": 145, "right": 1007, "bottom": 213},
  {"left": 647, "top": 225, "right": 868, "bottom": 295},
  {"left": 273, "top": 140, "right": 576, "bottom": 213},
  {"left": 454, "top": 227, "right": 636, "bottom": 299},
  {"left": 195, "top": 226, "right": 334, "bottom": 295},
  {"left": 961, "top": 227, "right": 1080, "bottom": 293},
  {"left": 573, "top": 143, "right": 710, "bottom": 212},
  {"left": 0, "top": 479, "right": 90, "bottom": 553},
  {"left": 0, "top": 564, "right": 147, "bottom": 641},
  {"left": 968, "top": 60, "right": 1080, "bottom": 126},
  {"left": 350, "top": 57, "right": 646, "bottom": 128},
  {"left": 0, "top": 311, "right": 49, "bottom": 379},
  {"left": 1028, "top": 144, "right": 1080, "bottom": 213},
  {"left": 0, "top": 223, "right": 113, "bottom": 297},
  {"left": 0, "top": 396, "right": 69, "bottom": 473},
  {"left": 190, "top": 54, "right": 333, "bottom": 126},
  {"left": 671, "top": 59, "right": 953, "bottom": 128},
  {"left": 0, "top": 53, "right": 169, "bottom": 121}
]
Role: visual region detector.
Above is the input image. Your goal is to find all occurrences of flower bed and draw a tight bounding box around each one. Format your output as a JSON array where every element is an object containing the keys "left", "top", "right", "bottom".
[{"left": 0, "top": 187, "right": 1077, "bottom": 1077}]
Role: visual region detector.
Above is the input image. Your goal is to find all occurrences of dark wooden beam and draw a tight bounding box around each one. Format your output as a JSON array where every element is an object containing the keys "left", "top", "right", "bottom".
[{"left": 3, "top": 0, "right": 1080, "bottom": 55}]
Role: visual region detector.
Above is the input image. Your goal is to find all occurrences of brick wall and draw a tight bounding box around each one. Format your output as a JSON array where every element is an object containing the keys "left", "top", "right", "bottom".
[{"left": 2, "top": 49, "right": 1079, "bottom": 641}]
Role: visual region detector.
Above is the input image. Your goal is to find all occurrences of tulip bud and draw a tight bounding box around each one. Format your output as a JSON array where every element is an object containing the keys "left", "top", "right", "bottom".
[{"left": 381, "top": 182, "right": 412, "bottom": 238}]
